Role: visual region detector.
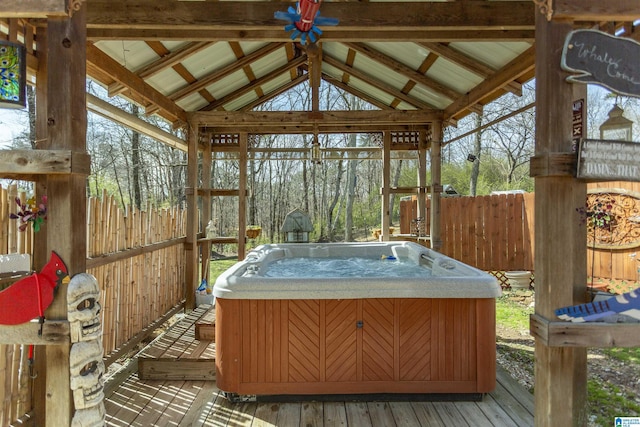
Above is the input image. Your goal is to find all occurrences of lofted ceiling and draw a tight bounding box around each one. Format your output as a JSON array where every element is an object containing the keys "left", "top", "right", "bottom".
[{"left": 2, "top": 1, "right": 640, "bottom": 134}]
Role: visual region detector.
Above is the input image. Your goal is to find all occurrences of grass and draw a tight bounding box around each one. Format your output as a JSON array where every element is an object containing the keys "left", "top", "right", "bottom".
[
  {"left": 497, "top": 294, "right": 640, "bottom": 426},
  {"left": 209, "top": 258, "right": 237, "bottom": 280}
]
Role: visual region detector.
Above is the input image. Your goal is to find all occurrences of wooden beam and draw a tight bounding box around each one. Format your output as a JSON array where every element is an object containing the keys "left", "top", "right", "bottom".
[
  {"left": 190, "top": 110, "right": 441, "bottom": 130},
  {"left": 552, "top": 0, "right": 640, "bottom": 21},
  {"left": 87, "top": 93, "right": 188, "bottom": 151},
  {"left": 85, "top": 1, "right": 534, "bottom": 31},
  {"left": 200, "top": 55, "right": 307, "bottom": 111},
  {"left": 531, "top": 314, "right": 640, "bottom": 347},
  {"left": 87, "top": 28, "right": 536, "bottom": 42},
  {"left": 108, "top": 41, "right": 215, "bottom": 96},
  {"left": 444, "top": 45, "right": 535, "bottom": 121},
  {"left": 343, "top": 42, "right": 460, "bottom": 102},
  {"left": 86, "top": 42, "right": 188, "bottom": 124},
  {"left": 324, "top": 55, "right": 436, "bottom": 110},
  {"left": 169, "top": 42, "right": 286, "bottom": 103},
  {"left": 0, "top": 150, "right": 90, "bottom": 177},
  {"left": 0, "top": 0, "right": 67, "bottom": 18},
  {"left": 418, "top": 42, "right": 522, "bottom": 96}
]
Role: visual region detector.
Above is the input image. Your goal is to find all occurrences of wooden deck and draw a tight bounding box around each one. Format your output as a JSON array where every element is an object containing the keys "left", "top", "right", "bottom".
[{"left": 104, "top": 305, "right": 534, "bottom": 427}]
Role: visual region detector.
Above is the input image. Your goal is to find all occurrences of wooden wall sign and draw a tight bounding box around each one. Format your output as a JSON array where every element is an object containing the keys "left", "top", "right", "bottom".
[
  {"left": 577, "top": 139, "right": 640, "bottom": 181},
  {"left": 562, "top": 30, "right": 640, "bottom": 98}
]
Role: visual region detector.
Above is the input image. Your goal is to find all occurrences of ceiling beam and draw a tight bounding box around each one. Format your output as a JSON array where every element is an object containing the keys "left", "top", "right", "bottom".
[
  {"left": 190, "top": 110, "right": 443, "bottom": 133},
  {"left": 108, "top": 41, "right": 215, "bottom": 96},
  {"left": 552, "top": 0, "right": 640, "bottom": 21},
  {"left": 418, "top": 42, "right": 523, "bottom": 96},
  {"left": 86, "top": 28, "right": 536, "bottom": 42},
  {"left": 86, "top": 42, "right": 188, "bottom": 124},
  {"left": 343, "top": 42, "right": 460, "bottom": 102},
  {"left": 323, "top": 55, "right": 436, "bottom": 110},
  {"left": 200, "top": 55, "right": 308, "bottom": 111},
  {"left": 85, "top": 1, "right": 534, "bottom": 31},
  {"left": 87, "top": 93, "right": 188, "bottom": 152},
  {"left": 169, "top": 42, "right": 286, "bottom": 103},
  {"left": 444, "top": 45, "right": 535, "bottom": 121}
]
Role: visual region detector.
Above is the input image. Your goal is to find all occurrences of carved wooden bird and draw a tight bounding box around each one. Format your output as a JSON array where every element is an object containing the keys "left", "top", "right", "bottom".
[{"left": 0, "top": 252, "right": 69, "bottom": 325}]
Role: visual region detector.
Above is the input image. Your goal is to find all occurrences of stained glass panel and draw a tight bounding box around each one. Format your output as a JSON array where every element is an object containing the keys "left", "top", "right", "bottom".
[{"left": 0, "top": 41, "right": 26, "bottom": 109}]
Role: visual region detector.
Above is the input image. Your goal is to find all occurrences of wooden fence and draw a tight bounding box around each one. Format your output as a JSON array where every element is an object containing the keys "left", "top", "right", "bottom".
[
  {"left": 0, "top": 186, "right": 186, "bottom": 427},
  {"left": 400, "top": 182, "right": 640, "bottom": 283}
]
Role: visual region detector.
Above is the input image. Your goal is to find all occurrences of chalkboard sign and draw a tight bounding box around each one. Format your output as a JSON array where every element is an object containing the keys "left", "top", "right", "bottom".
[
  {"left": 562, "top": 30, "right": 640, "bottom": 98},
  {"left": 577, "top": 139, "right": 640, "bottom": 181}
]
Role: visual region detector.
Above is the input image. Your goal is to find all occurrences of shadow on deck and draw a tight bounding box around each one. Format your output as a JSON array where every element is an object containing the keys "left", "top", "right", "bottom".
[{"left": 104, "top": 305, "right": 534, "bottom": 427}]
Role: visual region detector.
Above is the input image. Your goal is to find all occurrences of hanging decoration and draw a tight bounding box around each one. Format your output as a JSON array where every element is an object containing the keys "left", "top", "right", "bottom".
[
  {"left": 274, "top": 0, "right": 339, "bottom": 45},
  {"left": 0, "top": 40, "right": 26, "bottom": 109}
]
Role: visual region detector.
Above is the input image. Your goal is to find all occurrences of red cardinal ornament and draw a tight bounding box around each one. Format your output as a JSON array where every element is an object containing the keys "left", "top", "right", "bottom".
[{"left": 0, "top": 251, "right": 69, "bottom": 325}]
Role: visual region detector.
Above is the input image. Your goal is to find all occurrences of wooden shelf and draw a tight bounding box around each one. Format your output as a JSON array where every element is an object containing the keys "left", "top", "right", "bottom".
[
  {"left": 530, "top": 314, "right": 640, "bottom": 347},
  {"left": 0, "top": 149, "right": 91, "bottom": 180}
]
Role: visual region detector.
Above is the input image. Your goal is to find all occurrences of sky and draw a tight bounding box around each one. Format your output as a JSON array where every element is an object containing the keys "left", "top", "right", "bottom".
[{"left": 0, "top": 107, "right": 28, "bottom": 148}]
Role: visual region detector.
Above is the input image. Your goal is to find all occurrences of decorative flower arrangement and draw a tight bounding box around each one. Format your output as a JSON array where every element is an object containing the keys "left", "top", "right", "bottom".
[{"left": 10, "top": 195, "right": 47, "bottom": 232}]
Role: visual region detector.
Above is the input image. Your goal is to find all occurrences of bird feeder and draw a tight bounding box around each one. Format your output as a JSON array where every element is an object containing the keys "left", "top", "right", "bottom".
[{"left": 599, "top": 104, "right": 633, "bottom": 142}]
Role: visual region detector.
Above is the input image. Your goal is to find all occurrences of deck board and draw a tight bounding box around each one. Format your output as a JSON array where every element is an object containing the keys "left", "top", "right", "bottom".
[{"left": 104, "top": 304, "right": 535, "bottom": 426}]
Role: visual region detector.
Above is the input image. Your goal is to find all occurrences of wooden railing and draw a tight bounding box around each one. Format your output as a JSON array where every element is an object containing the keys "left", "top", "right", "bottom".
[{"left": 0, "top": 186, "right": 187, "bottom": 427}]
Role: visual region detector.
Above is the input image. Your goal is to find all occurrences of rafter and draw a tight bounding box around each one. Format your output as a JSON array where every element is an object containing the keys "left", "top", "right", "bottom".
[
  {"left": 343, "top": 42, "right": 460, "bottom": 102},
  {"left": 86, "top": 42, "right": 187, "bottom": 124},
  {"left": 108, "top": 41, "right": 215, "bottom": 96},
  {"left": 169, "top": 42, "right": 286, "bottom": 103},
  {"left": 200, "top": 55, "right": 308, "bottom": 111},
  {"left": 418, "top": 42, "right": 522, "bottom": 96},
  {"left": 324, "top": 55, "right": 436, "bottom": 110},
  {"left": 444, "top": 45, "right": 535, "bottom": 121}
]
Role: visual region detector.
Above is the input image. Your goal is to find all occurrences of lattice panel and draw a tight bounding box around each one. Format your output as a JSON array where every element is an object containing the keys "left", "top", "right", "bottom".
[
  {"left": 391, "top": 131, "right": 419, "bottom": 149},
  {"left": 210, "top": 133, "right": 240, "bottom": 146},
  {"left": 361, "top": 299, "right": 394, "bottom": 381},
  {"left": 288, "top": 300, "right": 321, "bottom": 382},
  {"left": 398, "top": 299, "right": 432, "bottom": 381},
  {"left": 325, "top": 300, "right": 358, "bottom": 382}
]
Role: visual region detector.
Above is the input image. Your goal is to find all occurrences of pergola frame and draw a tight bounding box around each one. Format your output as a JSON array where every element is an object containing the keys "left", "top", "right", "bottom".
[{"left": 0, "top": 1, "right": 639, "bottom": 426}]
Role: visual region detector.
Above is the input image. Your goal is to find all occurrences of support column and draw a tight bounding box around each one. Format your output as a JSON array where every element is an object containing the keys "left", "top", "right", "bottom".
[
  {"left": 238, "top": 133, "right": 248, "bottom": 259},
  {"left": 533, "top": 14, "right": 587, "bottom": 427},
  {"left": 201, "top": 141, "right": 212, "bottom": 286},
  {"left": 185, "top": 123, "right": 200, "bottom": 310},
  {"left": 417, "top": 129, "right": 428, "bottom": 233},
  {"left": 38, "top": 9, "right": 87, "bottom": 426},
  {"left": 429, "top": 122, "right": 442, "bottom": 251},
  {"left": 380, "top": 131, "right": 391, "bottom": 241}
]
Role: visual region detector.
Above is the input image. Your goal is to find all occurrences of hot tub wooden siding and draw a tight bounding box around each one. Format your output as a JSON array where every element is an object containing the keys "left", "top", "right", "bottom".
[{"left": 216, "top": 297, "right": 496, "bottom": 397}]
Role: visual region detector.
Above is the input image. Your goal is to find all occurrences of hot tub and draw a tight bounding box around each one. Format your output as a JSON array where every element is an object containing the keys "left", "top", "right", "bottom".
[{"left": 213, "top": 241, "right": 501, "bottom": 401}]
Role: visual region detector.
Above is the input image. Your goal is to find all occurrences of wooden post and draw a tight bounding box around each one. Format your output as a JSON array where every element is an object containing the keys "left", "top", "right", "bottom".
[
  {"left": 201, "top": 141, "right": 212, "bottom": 285},
  {"left": 238, "top": 133, "right": 248, "bottom": 260},
  {"left": 417, "top": 129, "right": 427, "bottom": 231},
  {"left": 533, "top": 14, "right": 588, "bottom": 426},
  {"left": 430, "top": 122, "right": 442, "bottom": 251},
  {"left": 185, "top": 124, "right": 199, "bottom": 310},
  {"left": 36, "top": 9, "right": 88, "bottom": 426},
  {"left": 380, "top": 131, "right": 391, "bottom": 241}
]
